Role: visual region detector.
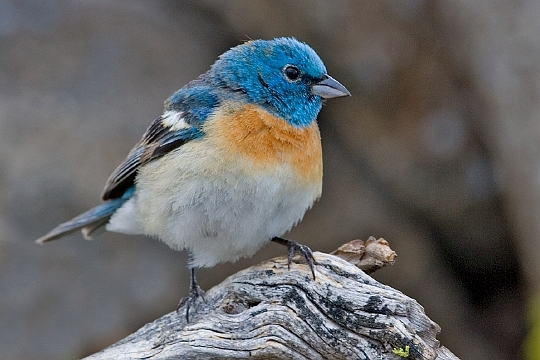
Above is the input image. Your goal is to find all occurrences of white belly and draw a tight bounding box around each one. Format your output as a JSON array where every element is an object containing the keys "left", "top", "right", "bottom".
[{"left": 107, "top": 142, "right": 321, "bottom": 268}]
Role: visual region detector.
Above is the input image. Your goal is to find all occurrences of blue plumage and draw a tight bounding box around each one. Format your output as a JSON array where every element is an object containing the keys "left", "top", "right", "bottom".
[
  {"left": 36, "top": 37, "right": 350, "bottom": 322},
  {"left": 37, "top": 187, "right": 135, "bottom": 242},
  {"left": 211, "top": 38, "right": 328, "bottom": 127},
  {"left": 165, "top": 86, "right": 220, "bottom": 126}
]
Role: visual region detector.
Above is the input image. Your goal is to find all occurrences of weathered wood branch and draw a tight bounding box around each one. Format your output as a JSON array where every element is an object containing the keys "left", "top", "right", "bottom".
[{"left": 85, "top": 240, "right": 459, "bottom": 360}]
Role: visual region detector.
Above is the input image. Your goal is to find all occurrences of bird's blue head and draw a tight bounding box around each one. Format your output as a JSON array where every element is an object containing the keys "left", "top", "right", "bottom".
[{"left": 210, "top": 37, "right": 349, "bottom": 127}]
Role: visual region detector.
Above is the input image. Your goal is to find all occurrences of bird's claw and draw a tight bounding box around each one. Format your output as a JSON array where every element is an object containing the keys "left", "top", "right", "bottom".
[{"left": 272, "top": 237, "right": 317, "bottom": 280}]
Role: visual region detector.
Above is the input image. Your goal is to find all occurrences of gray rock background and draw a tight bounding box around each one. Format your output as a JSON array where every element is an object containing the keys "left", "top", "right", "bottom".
[{"left": 0, "top": 1, "right": 535, "bottom": 359}]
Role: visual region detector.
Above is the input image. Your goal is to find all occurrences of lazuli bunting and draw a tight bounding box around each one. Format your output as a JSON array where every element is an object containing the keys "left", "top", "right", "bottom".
[{"left": 37, "top": 37, "right": 350, "bottom": 321}]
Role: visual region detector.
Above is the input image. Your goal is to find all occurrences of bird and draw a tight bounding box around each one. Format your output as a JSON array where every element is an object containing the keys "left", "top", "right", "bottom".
[{"left": 36, "top": 37, "right": 350, "bottom": 321}]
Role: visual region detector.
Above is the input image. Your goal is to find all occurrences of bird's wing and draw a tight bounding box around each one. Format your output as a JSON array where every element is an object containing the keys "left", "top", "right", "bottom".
[
  {"left": 101, "top": 85, "right": 219, "bottom": 200},
  {"left": 101, "top": 114, "right": 204, "bottom": 200}
]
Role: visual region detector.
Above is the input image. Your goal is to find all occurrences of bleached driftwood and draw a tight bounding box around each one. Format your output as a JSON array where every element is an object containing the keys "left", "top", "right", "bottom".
[{"left": 85, "top": 239, "right": 458, "bottom": 360}]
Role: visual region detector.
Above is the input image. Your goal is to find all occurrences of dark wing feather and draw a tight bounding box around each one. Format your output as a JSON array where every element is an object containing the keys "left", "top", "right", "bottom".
[
  {"left": 101, "top": 81, "right": 220, "bottom": 200},
  {"left": 101, "top": 115, "right": 203, "bottom": 200}
]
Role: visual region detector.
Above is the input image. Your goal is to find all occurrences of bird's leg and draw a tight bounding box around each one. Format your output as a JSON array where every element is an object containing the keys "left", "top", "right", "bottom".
[
  {"left": 271, "top": 237, "right": 316, "bottom": 280},
  {"left": 176, "top": 267, "right": 205, "bottom": 322}
]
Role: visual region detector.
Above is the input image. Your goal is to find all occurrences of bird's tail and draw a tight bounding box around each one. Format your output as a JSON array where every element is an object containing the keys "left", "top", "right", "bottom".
[{"left": 36, "top": 196, "right": 130, "bottom": 244}]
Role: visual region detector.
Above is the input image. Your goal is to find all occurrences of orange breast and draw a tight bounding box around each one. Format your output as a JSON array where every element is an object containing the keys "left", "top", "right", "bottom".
[{"left": 204, "top": 103, "right": 323, "bottom": 183}]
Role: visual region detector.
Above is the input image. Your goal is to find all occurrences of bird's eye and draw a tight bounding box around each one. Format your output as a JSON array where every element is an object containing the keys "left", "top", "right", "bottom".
[{"left": 284, "top": 65, "right": 300, "bottom": 81}]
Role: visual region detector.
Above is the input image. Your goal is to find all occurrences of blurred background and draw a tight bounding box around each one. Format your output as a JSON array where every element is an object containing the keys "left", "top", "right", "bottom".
[{"left": 1, "top": 0, "right": 538, "bottom": 359}]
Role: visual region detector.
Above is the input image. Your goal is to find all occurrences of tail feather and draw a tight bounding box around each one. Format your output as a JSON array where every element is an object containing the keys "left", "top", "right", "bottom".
[
  {"left": 36, "top": 196, "right": 129, "bottom": 244},
  {"left": 81, "top": 218, "right": 110, "bottom": 240}
]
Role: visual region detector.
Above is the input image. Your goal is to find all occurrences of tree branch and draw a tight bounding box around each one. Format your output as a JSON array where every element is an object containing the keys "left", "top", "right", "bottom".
[{"left": 84, "top": 240, "right": 459, "bottom": 360}]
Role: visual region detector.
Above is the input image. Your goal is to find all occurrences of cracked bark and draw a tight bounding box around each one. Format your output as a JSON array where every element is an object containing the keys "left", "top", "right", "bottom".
[{"left": 84, "top": 240, "right": 458, "bottom": 360}]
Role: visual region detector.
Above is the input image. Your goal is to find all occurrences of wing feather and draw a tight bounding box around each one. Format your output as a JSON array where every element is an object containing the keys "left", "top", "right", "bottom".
[
  {"left": 101, "top": 81, "right": 220, "bottom": 200},
  {"left": 101, "top": 114, "right": 203, "bottom": 200}
]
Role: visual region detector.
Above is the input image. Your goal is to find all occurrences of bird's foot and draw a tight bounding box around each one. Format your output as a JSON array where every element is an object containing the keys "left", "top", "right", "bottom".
[
  {"left": 271, "top": 237, "right": 317, "bottom": 279},
  {"left": 176, "top": 269, "right": 205, "bottom": 322}
]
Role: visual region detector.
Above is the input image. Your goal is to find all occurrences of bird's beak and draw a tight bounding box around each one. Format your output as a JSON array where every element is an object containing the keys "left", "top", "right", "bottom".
[{"left": 311, "top": 74, "right": 351, "bottom": 99}]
